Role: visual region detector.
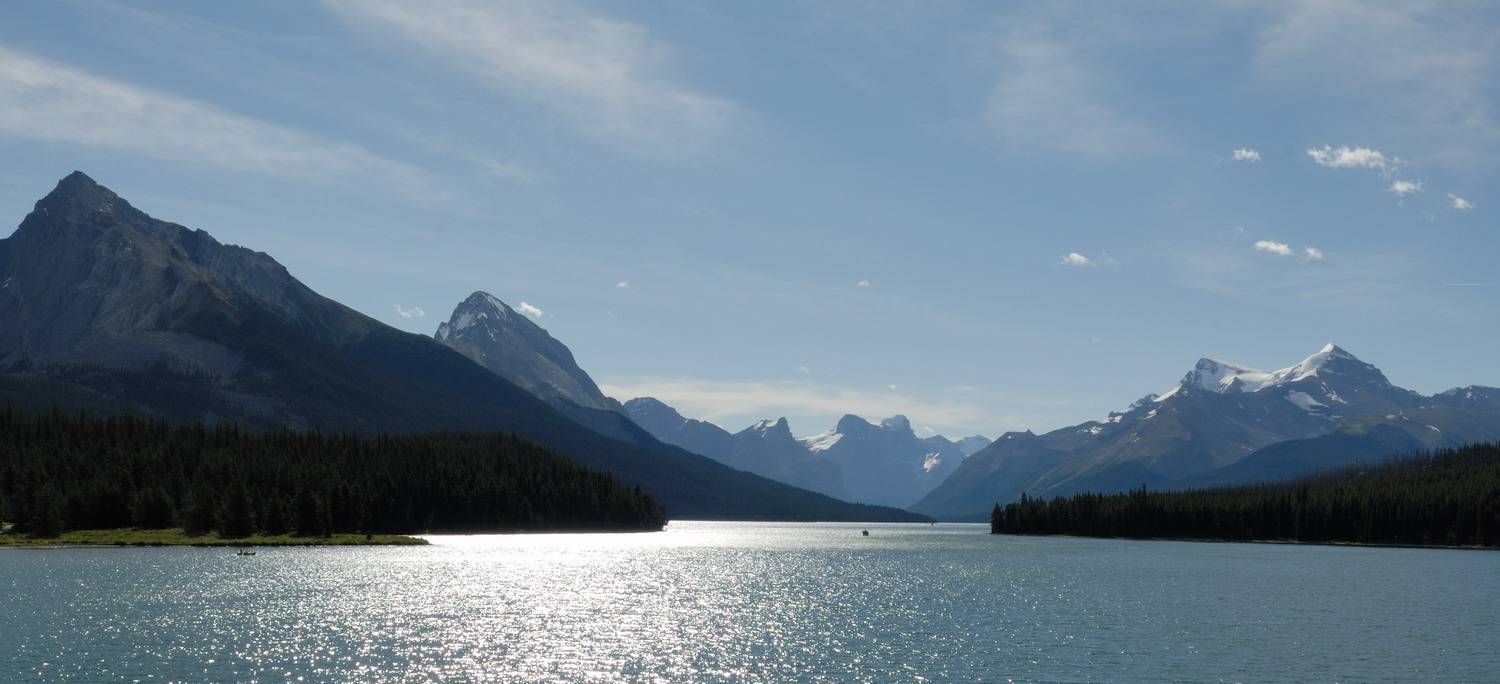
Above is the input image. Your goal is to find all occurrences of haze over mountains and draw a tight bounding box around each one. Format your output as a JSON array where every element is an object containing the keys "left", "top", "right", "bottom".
[{"left": 5, "top": 172, "right": 1499, "bottom": 524}]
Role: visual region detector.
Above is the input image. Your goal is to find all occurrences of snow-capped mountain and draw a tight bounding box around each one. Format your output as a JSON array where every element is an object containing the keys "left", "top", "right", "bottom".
[
  {"left": 625, "top": 397, "right": 981, "bottom": 508},
  {"left": 912, "top": 344, "right": 1500, "bottom": 520},
  {"left": 731, "top": 418, "right": 847, "bottom": 500},
  {"left": 802, "top": 414, "right": 968, "bottom": 508}
]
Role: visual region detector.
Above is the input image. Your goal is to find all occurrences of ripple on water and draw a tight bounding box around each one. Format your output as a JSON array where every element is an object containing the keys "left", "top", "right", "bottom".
[{"left": 2, "top": 523, "right": 1497, "bottom": 682}]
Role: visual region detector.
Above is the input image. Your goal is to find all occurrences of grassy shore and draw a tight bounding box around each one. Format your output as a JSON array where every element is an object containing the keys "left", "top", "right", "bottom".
[{"left": 0, "top": 528, "right": 427, "bottom": 547}]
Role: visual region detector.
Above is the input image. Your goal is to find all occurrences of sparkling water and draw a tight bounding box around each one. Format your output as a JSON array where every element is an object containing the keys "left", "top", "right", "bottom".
[{"left": 3, "top": 521, "right": 1495, "bottom": 682}]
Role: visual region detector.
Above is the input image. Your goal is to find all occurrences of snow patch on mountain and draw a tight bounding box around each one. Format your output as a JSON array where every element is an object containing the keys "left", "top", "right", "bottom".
[
  {"left": 1173, "top": 344, "right": 1363, "bottom": 396},
  {"left": 803, "top": 430, "right": 843, "bottom": 452},
  {"left": 1286, "top": 391, "right": 1325, "bottom": 412}
]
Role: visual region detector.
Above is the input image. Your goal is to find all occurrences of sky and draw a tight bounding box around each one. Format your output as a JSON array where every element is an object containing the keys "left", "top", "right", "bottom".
[{"left": 1, "top": 1, "right": 1496, "bottom": 441}]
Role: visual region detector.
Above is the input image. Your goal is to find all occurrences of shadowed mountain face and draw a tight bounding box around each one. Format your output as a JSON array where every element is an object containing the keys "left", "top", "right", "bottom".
[
  {"left": 0, "top": 172, "right": 929, "bottom": 523},
  {"left": 912, "top": 344, "right": 1500, "bottom": 520},
  {"left": 435, "top": 292, "right": 617, "bottom": 413},
  {"left": 432, "top": 291, "right": 650, "bottom": 444}
]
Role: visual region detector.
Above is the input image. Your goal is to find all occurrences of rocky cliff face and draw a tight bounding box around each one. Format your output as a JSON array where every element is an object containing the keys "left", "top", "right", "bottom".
[{"left": 0, "top": 171, "right": 365, "bottom": 375}]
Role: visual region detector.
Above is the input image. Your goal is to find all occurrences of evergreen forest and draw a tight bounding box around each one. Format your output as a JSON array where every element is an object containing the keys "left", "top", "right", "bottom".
[
  {"left": 0, "top": 406, "right": 668, "bottom": 538},
  {"left": 991, "top": 442, "right": 1500, "bottom": 548}
]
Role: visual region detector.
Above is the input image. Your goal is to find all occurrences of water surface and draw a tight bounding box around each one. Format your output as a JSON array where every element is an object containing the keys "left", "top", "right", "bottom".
[{"left": 2, "top": 521, "right": 1495, "bottom": 682}]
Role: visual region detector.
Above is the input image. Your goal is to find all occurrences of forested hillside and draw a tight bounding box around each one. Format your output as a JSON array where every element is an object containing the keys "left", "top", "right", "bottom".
[
  {"left": 0, "top": 406, "right": 667, "bottom": 537},
  {"left": 991, "top": 443, "right": 1500, "bottom": 548}
]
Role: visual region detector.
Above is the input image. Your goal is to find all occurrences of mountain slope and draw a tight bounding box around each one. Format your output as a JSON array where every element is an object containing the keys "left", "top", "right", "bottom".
[
  {"left": 435, "top": 291, "right": 618, "bottom": 413},
  {"left": 913, "top": 344, "right": 1500, "bottom": 520},
  {"left": 802, "top": 414, "right": 966, "bottom": 508},
  {"left": 0, "top": 172, "right": 927, "bottom": 523}
]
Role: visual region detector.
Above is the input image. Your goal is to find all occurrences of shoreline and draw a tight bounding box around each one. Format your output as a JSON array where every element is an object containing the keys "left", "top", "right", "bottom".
[
  {"left": 994, "top": 532, "right": 1499, "bottom": 552},
  {"left": 0, "top": 529, "right": 428, "bottom": 548}
]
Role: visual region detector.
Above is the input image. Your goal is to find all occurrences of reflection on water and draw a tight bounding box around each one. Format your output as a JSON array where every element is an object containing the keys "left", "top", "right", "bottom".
[{"left": 2, "top": 521, "right": 1496, "bottom": 682}]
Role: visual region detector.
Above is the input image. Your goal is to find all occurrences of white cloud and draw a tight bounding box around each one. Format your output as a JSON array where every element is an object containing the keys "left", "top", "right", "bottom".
[
  {"left": 0, "top": 47, "right": 423, "bottom": 187},
  {"left": 616, "top": 281, "right": 631, "bottom": 289},
  {"left": 1254, "top": 240, "right": 1294, "bottom": 256},
  {"left": 857, "top": 279, "right": 871, "bottom": 287},
  {"left": 1232, "top": 148, "right": 1261, "bottom": 162},
  {"left": 983, "top": 28, "right": 1164, "bottom": 160},
  {"left": 1255, "top": 240, "right": 1324, "bottom": 261},
  {"left": 517, "top": 302, "right": 544, "bottom": 317},
  {"left": 1307, "top": 145, "right": 1392, "bottom": 170},
  {"left": 327, "top": 0, "right": 738, "bottom": 158},
  {"left": 1058, "top": 252, "right": 1115, "bottom": 267},
  {"left": 1450, "top": 194, "right": 1475, "bottom": 210},
  {"left": 394, "top": 304, "right": 425, "bottom": 319},
  {"left": 1387, "top": 180, "right": 1423, "bottom": 196}
]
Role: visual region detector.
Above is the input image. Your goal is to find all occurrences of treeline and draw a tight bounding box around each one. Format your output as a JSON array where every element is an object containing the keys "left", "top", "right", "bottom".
[
  {"left": 991, "top": 443, "right": 1500, "bottom": 548},
  {"left": 0, "top": 406, "right": 667, "bottom": 538}
]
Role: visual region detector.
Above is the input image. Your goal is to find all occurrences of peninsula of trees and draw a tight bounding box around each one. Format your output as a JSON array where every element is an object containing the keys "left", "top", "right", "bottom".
[
  {"left": 0, "top": 406, "right": 668, "bottom": 539},
  {"left": 991, "top": 442, "right": 1500, "bottom": 548}
]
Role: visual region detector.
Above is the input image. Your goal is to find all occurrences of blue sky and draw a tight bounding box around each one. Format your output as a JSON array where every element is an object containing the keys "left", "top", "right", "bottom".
[{"left": 1, "top": 1, "right": 1495, "bottom": 440}]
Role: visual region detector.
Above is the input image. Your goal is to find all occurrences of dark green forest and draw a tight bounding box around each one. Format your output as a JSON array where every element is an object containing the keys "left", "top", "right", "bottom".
[
  {"left": 0, "top": 406, "right": 667, "bottom": 538},
  {"left": 991, "top": 442, "right": 1500, "bottom": 548}
]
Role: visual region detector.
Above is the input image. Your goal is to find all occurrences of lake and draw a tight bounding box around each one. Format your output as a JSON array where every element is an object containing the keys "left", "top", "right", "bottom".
[{"left": 2, "top": 521, "right": 1495, "bottom": 682}]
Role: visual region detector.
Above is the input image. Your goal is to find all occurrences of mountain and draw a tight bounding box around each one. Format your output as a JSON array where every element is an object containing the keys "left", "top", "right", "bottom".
[
  {"left": 436, "top": 292, "right": 616, "bottom": 412},
  {"left": 624, "top": 397, "right": 981, "bottom": 507},
  {"left": 623, "top": 397, "right": 735, "bottom": 458},
  {"left": 803, "top": 414, "right": 967, "bottom": 508},
  {"left": 730, "top": 418, "right": 848, "bottom": 500},
  {"left": 912, "top": 344, "right": 1500, "bottom": 520},
  {"left": 434, "top": 291, "right": 646, "bottom": 444},
  {"left": 0, "top": 172, "right": 928, "bottom": 523},
  {"left": 623, "top": 398, "right": 846, "bottom": 499}
]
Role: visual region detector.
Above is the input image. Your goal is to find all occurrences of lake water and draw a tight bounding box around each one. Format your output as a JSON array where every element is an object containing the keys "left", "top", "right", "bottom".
[{"left": 2, "top": 521, "right": 1496, "bottom": 682}]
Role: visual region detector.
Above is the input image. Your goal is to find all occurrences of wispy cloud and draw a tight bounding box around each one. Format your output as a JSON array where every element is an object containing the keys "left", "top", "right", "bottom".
[
  {"left": 1232, "top": 148, "right": 1261, "bottom": 162},
  {"left": 1307, "top": 145, "right": 1393, "bottom": 170},
  {"left": 517, "top": 302, "right": 544, "bottom": 318},
  {"left": 1058, "top": 252, "right": 1115, "bottom": 267},
  {"left": 0, "top": 46, "right": 423, "bottom": 188},
  {"left": 1450, "top": 194, "right": 1475, "bottom": 210},
  {"left": 983, "top": 28, "right": 1164, "bottom": 160},
  {"left": 1256, "top": 4, "right": 1500, "bottom": 166},
  {"left": 1387, "top": 180, "right": 1423, "bottom": 196},
  {"left": 326, "top": 0, "right": 738, "bottom": 158},
  {"left": 616, "top": 281, "right": 632, "bottom": 289},
  {"left": 394, "top": 304, "right": 425, "bottom": 319},
  {"left": 856, "top": 279, "right": 871, "bottom": 287},
  {"left": 1304, "top": 247, "right": 1324, "bottom": 260}
]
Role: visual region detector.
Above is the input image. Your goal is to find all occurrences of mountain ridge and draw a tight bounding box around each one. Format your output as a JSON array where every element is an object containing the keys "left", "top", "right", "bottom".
[
  {"left": 0, "top": 172, "right": 929, "bottom": 523},
  {"left": 911, "top": 344, "right": 1500, "bottom": 520}
]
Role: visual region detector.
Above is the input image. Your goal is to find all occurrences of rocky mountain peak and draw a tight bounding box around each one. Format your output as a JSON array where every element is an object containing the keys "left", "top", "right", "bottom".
[
  {"left": 432, "top": 290, "right": 616, "bottom": 413},
  {"left": 435, "top": 291, "right": 517, "bottom": 342}
]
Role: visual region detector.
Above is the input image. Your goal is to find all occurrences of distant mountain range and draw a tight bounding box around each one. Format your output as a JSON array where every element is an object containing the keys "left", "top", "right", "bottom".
[
  {"left": 0, "top": 172, "right": 925, "bottom": 523},
  {"left": 11, "top": 172, "right": 1497, "bottom": 525},
  {"left": 911, "top": 344, "right": 1500, "bottom": 520},
  {"left": 624, "top": 398, "right": 989, "bottom": 508}
]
